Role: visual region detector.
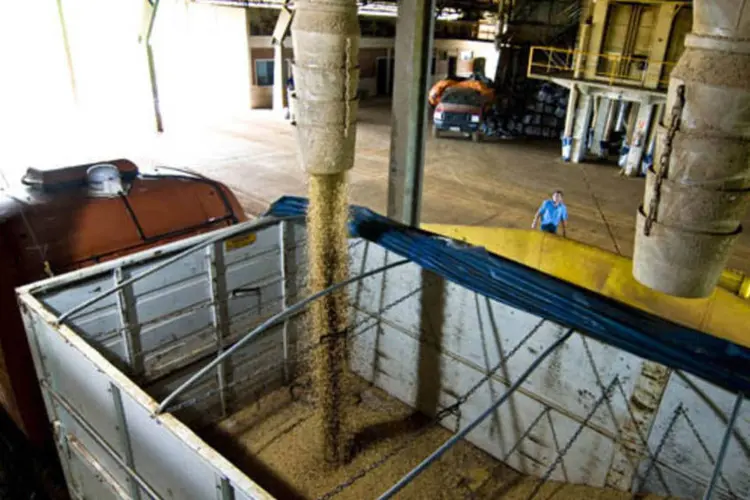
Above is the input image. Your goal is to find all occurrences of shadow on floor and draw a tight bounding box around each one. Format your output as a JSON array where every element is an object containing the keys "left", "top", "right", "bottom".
[
  {"left": 349, "top": 411, "right": 430, "bottom": 457},
  {"left": 202, "top": 424, "right": 307, "bottom": 500}
]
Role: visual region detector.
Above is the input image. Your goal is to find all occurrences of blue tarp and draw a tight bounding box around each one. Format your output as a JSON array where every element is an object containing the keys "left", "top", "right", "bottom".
[{"left": 267, "top": 196, "right": 750, "bottom": 396}]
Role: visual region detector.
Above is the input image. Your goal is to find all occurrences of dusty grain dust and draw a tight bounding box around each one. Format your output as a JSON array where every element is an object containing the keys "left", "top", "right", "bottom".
[
  {"left": 307, "top": 172, "right": 350, "bottom": 464},
  {"left": 208, "top": 378, "right": 676, "bottom": 500}
]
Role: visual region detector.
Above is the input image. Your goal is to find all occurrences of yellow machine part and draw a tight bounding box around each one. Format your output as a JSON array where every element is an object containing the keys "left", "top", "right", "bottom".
[{"left": 422, "top": 224, "right": 750, "bottom": 350}]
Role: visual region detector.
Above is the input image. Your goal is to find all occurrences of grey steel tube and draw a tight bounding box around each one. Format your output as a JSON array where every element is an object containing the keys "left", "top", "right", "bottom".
[
  {"left": 702, "top": 393, "right": 743, "bottom": 499},
  {"left": 633, "top": 2, "right": 750, "bottom": 297},
  {"left": 156, "top": 259, "right": 409, "bottom": 414},
  {"left": 291, "top": 0, "right": 359, "bottom": 175},
  {"left": 378, "top": 329, "right": 574, "bottom": 499},
  {"left": 145, "top": 0, "right": 164, "bottom": 132}
]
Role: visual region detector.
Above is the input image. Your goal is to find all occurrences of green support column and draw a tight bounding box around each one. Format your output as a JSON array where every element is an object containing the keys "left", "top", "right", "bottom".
[{"left": 386, "top": 0, "right": 435, "bottom": 227}]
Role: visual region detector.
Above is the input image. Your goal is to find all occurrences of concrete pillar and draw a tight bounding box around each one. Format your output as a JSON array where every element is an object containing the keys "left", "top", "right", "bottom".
[
  {"left": 561, "top": 84, "right": 579, "bottom": 161},
  {"left": 614, "top": 100, "right": 629, "bottom": 132},
  {"left": 387, "top": 0, "right": 435, "bottom": 226},
  {"left": 571, "top": 92, "right": 594, "bottom": 163},
  {"left": 618, "top": 102, "right": 637, "bottom": 167},
  {"left": 590, "top": 97, "right": 615, "bottom": 158},
  {"left": 602, "top": 99, "right": 617, "bottom": 143},
  {"left": 273, "top": 42, "right": 287, "bottom": 114},
  {"left": 623, "top": 102, "right": 654, "bottom": 177}
]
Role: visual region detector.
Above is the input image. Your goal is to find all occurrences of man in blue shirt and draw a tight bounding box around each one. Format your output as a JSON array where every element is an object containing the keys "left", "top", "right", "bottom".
[{"left": 531, "top": 190, "right": 568, "bottom": 236}]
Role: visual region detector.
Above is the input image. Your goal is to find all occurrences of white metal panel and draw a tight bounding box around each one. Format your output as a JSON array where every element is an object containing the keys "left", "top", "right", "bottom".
[
  {"left": 20, "top": 290, "right": 274, "bottom": 500},
  {"left": 350, "top": 315, "right": 617, "bottom": 486},
  {"left": 642, "top": 373, "right": 750, "bottom": 499},
  {"left": 348, "top": 242, "right": 644, "bottom": 488},
  {"left": 19, "top": 215, "right": 750, "bottom": 500},
  {"left": 36, "top": 224, "right": 289, "bottom": 381},
  {"left": 42, "top": 274, "right": 118, "bottom": 317}
]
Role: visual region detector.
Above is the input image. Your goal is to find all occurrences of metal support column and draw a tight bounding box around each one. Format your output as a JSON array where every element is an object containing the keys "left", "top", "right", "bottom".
[
  {"left": 278, "top": 221, "right": 291, "bottom": 383},
  {"left": 56, "top": 0, "right": 77, "bottom": 104},
  {"left": 206, "top": 242, "right": 230, "bottom": 417},
  {"left": 387, "top": 0, "right": 435, "bottom": 226},
  {"left": 143, "top": 0, "right": 164, "bottom": 132},
  {"left": 110, "top": 383, "right": 141, "bottom": 500},
  {"left": 114, "top": 267, "right": 143, "bottom": 375},
  {"left": 702, "top": 394, "right": 743, "bottom": 499},
  {"left": 273, "top": 42, "right": 287, "bottom": 114},
  {"left": 272, "top": 5, "right": 292, "bottom": 116}
]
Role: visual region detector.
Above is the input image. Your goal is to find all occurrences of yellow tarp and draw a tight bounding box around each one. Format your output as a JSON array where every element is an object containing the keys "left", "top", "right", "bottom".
[{"left": 422, "top": 224, "right": 750, "bottom": 350}]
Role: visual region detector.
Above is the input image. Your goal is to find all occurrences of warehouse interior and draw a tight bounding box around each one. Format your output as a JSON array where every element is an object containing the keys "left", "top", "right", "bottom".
[{"left": 2, "top": 0, "right": 750, "bottom": 499}]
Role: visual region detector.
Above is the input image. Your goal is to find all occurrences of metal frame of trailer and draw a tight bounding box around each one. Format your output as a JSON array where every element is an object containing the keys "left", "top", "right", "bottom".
[{"left": 16, "top": 205, "right": 750, "bottom": 499}]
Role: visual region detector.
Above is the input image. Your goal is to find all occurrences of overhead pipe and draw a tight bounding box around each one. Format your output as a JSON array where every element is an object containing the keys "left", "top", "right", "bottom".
[
  {"left": 633, "top": 2, "right": 750, "bottom": 298},
  {"left": 56, "top": 0, "right": 77, "bottom": 104},
  {"left": 291, "top": 0, "right": 359, "bottom": 177},
  {"left": 378, "top": 329, "right": 575, "bottom": 499},
  {"left": 142, "top": 0, "right": 164, "bottom": 132}
]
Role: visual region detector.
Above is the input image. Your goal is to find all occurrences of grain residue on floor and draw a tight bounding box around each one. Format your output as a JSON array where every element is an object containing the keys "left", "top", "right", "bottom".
[
  {"left": 206, "top": 377, "right": 675, "bottom": 500},
  {"left": 307, "top": 172, "right": 350, "bottom": 464}
]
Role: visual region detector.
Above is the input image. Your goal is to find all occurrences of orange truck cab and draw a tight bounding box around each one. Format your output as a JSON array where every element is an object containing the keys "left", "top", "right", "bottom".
[{"left": 0, "top": 159, "right": 247, "bottom": 448}]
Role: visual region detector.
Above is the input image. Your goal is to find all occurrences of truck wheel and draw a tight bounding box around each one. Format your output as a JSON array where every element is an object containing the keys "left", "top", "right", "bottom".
[
  {"left": 432, "top": 125, "right": 440, "bottom": 138},
  {"left": 472, "top": 132, "right": 481, "bottom": 143}
]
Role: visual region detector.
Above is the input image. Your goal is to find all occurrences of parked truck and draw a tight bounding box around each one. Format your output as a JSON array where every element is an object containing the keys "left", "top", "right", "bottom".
[
  {"left": 14, "top": 197, "right": 750, "bottom": 500},
  {"left": 0, "top": 159, "right": 247, "bottom": 497}
]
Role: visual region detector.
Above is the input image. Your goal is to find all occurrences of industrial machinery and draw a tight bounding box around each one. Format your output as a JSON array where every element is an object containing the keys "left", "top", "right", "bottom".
[
  {"left": 16, "top": 197, "right": 750, "bottom": 500},
  {"left": 0, "top": 159, "right": 247, "bottom": 451},
  {"left": 633, "top": 1, "right": 750, "bottom": 298},
  {"left": 12, "top": 1, "right": 750, "bottom": 499}
]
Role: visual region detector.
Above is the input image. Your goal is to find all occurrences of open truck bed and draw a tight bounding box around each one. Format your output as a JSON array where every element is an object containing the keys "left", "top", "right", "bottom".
[{"left": 16, "top": 199, "right": 750, "bottom": 499}]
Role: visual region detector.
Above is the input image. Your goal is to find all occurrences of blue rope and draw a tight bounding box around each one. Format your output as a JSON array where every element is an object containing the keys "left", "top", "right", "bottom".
[{"left": 266, "top": 196, "right": 750, "bottom": 395}]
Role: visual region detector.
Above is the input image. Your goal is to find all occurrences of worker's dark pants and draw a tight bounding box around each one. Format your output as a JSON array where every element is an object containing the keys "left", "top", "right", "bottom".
[{"left": 541, "top": 223, "right": 557, "bottom": 234}]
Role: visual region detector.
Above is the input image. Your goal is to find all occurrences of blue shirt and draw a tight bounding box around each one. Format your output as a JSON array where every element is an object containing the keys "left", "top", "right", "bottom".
[{"left": 539, "top": 200, "right": 568, "bottom": 227}]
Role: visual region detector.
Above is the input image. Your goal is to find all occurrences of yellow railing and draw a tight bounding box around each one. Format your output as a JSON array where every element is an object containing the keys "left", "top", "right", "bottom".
[{"left": 527, "top": 46, "right": 676, "bottom": 90}]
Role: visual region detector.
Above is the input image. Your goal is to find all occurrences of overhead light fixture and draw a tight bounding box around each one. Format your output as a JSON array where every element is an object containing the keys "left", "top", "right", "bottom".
[{"left": 437, "top": 8, "right": 463, "bottom": 21}]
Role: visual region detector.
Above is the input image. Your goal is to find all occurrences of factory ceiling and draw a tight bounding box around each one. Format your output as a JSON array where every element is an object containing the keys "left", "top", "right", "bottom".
[{"left": 195, "top": 0, "right": 502, "bottom": 19}]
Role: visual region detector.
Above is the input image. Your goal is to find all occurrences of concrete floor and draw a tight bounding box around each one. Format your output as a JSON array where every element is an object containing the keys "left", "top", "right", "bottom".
[{"left": 4, "top": 100, "right": 750, "bottom": 272}]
